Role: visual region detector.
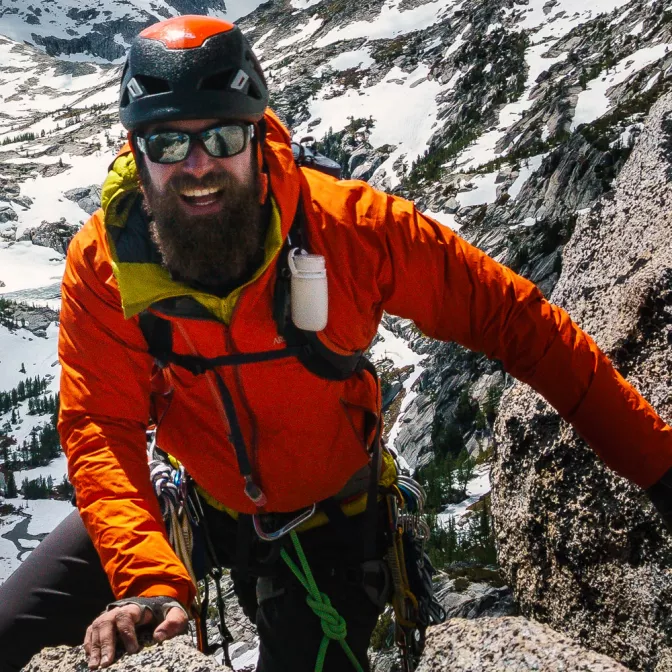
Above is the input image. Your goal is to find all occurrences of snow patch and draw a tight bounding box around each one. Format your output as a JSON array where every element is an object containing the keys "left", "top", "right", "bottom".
[{"left": 572, "top": 44, "right": 672, "bottom": 130}]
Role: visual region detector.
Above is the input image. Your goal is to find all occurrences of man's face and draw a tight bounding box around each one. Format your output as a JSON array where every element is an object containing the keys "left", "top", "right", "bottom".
[{"left": 137, "top": 118, "right": 265, "bottom": 291}]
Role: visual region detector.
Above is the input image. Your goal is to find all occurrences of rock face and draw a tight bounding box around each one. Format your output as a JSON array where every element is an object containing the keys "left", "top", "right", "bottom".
[
  {"left": 416, "top": 617, "right": 631, "bottom": 672},
  {"left": 64, "top": 185, "right": 101, "bottom": 215},
  {"left": 18, "top": 219, "right": 79, "bottom": 255},
  {"left": 491, "top": 94, "right": 672, "bottom": 671},
  {"left": 21, "top": 637, "right": 228, "bottom": 672}
]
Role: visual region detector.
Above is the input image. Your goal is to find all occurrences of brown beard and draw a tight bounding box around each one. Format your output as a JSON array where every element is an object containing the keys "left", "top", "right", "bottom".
[{"left": 139, "top": 160, "right": 265, "bottom": 293}]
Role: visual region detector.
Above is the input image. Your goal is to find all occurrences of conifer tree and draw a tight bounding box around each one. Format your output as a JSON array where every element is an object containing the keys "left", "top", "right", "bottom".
[{"left": 6, "top": 471, "right": 17, "bottom": 498}]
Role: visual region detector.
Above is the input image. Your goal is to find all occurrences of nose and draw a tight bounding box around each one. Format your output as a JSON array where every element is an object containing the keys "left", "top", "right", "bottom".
[{"left": 181, "top": 138, "right": 215, "bottom": 178}]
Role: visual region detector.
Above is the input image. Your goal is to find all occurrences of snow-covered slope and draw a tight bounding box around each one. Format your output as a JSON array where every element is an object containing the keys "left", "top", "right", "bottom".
[{"left": 0, "top": 0, "right": 270, "bottom": 60}]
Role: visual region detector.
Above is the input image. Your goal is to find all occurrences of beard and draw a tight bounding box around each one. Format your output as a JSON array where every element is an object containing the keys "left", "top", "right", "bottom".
[{"left": 139, "top": 161, "right": 265, "bottom": 293}]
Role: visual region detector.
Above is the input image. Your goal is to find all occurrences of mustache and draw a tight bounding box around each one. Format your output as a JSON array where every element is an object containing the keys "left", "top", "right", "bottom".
[{"left": 169, "top": 171, "right": 233, "bottom": 193}]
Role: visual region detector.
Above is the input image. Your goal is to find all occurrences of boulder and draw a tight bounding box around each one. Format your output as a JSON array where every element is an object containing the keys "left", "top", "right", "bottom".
[
  {"left": 22, "top": 637, "right": 228, "bottom": 672},
  {"left": 416, "top": 617, "right": 631, "bottom": 671},
  {"left": 18, "top": 218, "right": 79, "bottom": 255},
  {"left": 64, "top": 185, "right": 101, "bottom": 215},
  {"left": 0, "top": 203, "right": 17, "bottom": 224},
  {"left": 491, "top": 93, "right": 672, "bottom": 671}
]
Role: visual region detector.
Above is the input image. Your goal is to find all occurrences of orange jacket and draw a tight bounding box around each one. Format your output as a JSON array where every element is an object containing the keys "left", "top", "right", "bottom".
[{"left": 58, "top": 110, "right": 672, "bottom": 609}]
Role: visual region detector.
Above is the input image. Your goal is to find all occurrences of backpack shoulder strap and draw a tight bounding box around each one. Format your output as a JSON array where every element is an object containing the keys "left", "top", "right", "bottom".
[{"left": 139, "top": 310, "right": 172, "bottom": 368}]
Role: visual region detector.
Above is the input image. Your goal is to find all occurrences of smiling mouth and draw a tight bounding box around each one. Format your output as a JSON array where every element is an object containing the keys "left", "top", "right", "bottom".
[{"left": 179, "top": 185, "right": 224, "bottom": 207}]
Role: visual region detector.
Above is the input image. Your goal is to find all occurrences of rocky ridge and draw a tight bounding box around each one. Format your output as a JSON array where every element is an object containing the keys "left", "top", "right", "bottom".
[
  {"left": 491, "top": 90, "right": 672, "bottom": 671},
  {"left": 22, "top": 616, "right": 632, "bottom": 672}
]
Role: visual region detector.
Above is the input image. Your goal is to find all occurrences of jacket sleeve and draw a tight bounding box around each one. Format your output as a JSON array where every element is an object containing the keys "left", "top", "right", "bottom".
[
  {"left": 374, "top": 193, "right": 672, "bottom": 489},
  {"left": 58, "top": 217, "right": 195, "bottom": 607}
]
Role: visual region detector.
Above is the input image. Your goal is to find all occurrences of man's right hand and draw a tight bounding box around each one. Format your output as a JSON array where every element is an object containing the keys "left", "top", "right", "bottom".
[{"left": 84, "top": 601, "right": 188, "bottom": 669}]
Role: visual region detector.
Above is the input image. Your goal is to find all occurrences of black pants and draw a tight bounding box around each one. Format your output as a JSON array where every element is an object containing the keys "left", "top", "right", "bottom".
[{"left": 0, "top": 505, "right": 387, "bottom": 672}]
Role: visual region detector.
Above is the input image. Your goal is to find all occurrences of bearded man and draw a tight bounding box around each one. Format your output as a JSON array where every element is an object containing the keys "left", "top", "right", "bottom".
[{"left": 2, "top": 14, "right": 672, "bottom": 672}]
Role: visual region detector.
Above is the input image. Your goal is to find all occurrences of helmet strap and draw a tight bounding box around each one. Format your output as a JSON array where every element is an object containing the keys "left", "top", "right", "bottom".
[{"left": 255, "top": 119, "right": 269, "bottom": 205}]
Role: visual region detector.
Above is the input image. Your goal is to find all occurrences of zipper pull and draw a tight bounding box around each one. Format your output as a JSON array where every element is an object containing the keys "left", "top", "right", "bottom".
[{"left": 244, "top": 476, "right": 268, "bottom": 507}]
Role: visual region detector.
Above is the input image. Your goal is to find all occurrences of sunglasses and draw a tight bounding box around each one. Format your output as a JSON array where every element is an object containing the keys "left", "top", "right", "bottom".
[{"left": 135, "top": 123, "right": 254, "bottom": 164}]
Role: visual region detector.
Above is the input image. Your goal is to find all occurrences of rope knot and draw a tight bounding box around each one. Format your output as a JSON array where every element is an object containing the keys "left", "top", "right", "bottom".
[{"left": 306, "top": 593, "right": 347, "bottom": 640}]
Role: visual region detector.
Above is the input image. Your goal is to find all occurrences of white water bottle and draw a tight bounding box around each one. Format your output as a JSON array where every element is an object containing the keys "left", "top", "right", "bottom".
[{"left": 288, "top": 248, "right": 328, "bottom": 332}]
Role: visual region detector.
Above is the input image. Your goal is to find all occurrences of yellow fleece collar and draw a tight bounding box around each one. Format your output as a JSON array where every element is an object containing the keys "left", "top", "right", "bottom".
[{"left": 101, "top": 152, "right": 284, "bottom": 324}]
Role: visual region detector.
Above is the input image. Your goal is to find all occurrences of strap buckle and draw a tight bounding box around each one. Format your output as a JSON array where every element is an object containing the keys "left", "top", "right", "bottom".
[{"left": 253, "top": 504, "right": 317, "bottom": 541}]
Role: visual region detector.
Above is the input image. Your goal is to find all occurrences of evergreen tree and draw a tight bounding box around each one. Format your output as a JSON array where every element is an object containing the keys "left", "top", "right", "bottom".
[{"left": 6, "top": 471, "right": 17, "bottom": 498}]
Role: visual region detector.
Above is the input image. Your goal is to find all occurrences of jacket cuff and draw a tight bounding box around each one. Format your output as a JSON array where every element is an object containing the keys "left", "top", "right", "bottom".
[{"left": 107, "top": 596, "right": 189, "bottom": 622}]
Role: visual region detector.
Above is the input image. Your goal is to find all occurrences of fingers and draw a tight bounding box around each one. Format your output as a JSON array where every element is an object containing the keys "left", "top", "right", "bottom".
[
  {"left": 85, "top": 604, "right": 146, "bottom": 670},
  {"left": 114, "top": 608, "right": 142, "bottom": 656},
  {"left": 97, "top": 617, "right": 116, "bottom": 668},
  {"left": 153, "top": 606, "right": 189, "bottom": 643}
]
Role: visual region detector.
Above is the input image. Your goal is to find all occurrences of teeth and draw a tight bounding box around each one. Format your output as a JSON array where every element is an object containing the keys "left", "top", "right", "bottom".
[{"left": 181, "top": 186, "right": 221, "bottom": 197}]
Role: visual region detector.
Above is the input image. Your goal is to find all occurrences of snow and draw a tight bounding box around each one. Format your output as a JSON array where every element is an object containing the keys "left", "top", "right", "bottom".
[
  {"left": 0, "top": 0, "right": 260, "bottom": 47},
  {"left": 0, "top": 321, "right": 59, "bottom": 396},
  {"left": 508, "top": 153, "right": 546, "bottom": 200},
  {"left": 229, "top": 640, "right": 260, "bottom": 670},
  {"left": 423, "top": 209, "right": 460, "bottom": 230},
  {"left": 8, "top": 146, "right": 110, "bottom": 239},
  {"left": 629, "top": 20, "right": 645, "bottom": 36},
  {"left": 0, "top": 242, "right": 65, "bottom": 296},
  {"left": 644, "top": 72, "right": 661, "bottom": 92},
  {"left": 315, "top": 0, "right": 461, "bottom": 48},
  {"left": 572, "top": 44, "right": 672, "bottom": 130},
  {"left": 370, "top": 322, "right": 427, "bottom": 450},
  {"left": 437, "top": 465, "right": 491, "bottom": 525},
  {"left": 610, "top": 7, "right": 634, "bottom": 26},
  {"left": 456, "top": 172, "right": 499, "bottom": 207},
  {"left": 451, "top": 44, "right": 566, "bottom": 170},
  {"left": 317, "top": 49, "right": 375, "bottom": 74},
  {"left": 444, "top": 24, "right": 470, "bottom": 57},
  {"left": 295, "top": 63, "right": 444, "bottom": 188},
  {"left": 290, "top": 0, "right": 324, "bottom": 8},
  {"left": 7, "top": 498, "right": 74, "bottom": 535},
  {"left": 0, "top": 510, "right": 27, "bottom": 581},
  {"left": 252, "top": 27, "right": 276, "bottom": 55},
  {"left": 515, "top": 0, "right": 633, "bottom": 44},
  {"left": 277, "top": 15, "right": 324, "bottom": 48},
  {"left": 0, "top": 499, "right": 74, "bottom": 584},
  {"left": 14, "top": 454, "right": 69, "bottom": 487}
]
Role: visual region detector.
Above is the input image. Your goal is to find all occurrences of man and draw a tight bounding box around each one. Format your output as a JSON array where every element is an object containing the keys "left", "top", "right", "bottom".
[{"left": 2, "top": 13, "right": 672, "bottom": 672}]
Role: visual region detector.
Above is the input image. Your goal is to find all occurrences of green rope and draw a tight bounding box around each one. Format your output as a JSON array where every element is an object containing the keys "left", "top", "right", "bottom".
[{"left": 280, "top": 530, "right": 364, "bottom": 672}]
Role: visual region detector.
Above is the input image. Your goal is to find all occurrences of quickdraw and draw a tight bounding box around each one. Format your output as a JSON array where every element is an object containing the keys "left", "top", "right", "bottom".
[{"left": 384, "top": 475, "right": 446, "bottom": 672}]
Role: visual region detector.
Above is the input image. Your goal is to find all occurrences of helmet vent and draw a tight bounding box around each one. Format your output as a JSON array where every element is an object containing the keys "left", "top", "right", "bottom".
[
  {"left": 135, "top": 75, "right": 171, "bottom": 95},
  {"left": 199, "top": 70, "right": 234, "bottom": 91}
]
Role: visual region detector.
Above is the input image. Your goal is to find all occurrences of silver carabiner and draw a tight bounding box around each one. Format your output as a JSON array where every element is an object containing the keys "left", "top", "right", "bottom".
[{"left": 252, "top": 503, "right": 317, "bottom": 541}]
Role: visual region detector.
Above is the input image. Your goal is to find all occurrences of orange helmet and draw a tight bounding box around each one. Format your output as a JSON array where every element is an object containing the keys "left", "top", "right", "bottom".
[{"left": 119, "top": 16, "right": 269, "bottom": 131}]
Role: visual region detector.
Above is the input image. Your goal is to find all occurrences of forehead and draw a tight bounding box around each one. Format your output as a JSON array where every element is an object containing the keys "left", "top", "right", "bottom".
[{"left": 143, "top": 118, "right": 225, "bottom": 134}]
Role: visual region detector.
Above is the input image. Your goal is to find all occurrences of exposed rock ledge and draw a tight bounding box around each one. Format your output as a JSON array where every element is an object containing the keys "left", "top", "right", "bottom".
[
  {"left": 24, "top": 616, "right": 629, "bottom": 672},
  {"left": 417, "top": 617, "right": 630, "bottom": 671}
]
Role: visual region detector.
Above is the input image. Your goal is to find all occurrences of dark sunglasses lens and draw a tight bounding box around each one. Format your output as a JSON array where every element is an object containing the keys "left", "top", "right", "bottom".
[
  {"left": 146, "top": 131, "right": 190, "bottom": 163},
  {"left": 201, "top": 125, "right": 247, "bottom": 158}
]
